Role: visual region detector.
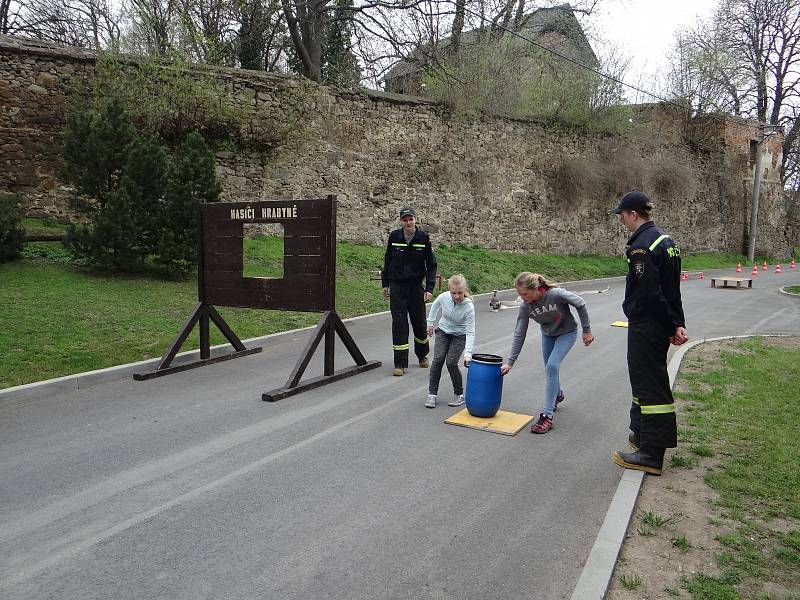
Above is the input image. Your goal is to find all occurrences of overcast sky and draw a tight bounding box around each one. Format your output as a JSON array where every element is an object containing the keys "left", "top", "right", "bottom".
[{"left": 587, "top": 0, "right": 718, "bottom": 98}]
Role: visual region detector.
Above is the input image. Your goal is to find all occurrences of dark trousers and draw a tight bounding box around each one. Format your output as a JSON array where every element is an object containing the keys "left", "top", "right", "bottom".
[
  {"left": 627, "top": 319, "right": 678, "bottom": 449},
  {"left": 389, "top": 282, "right": 429, "bottom": 368},
  {"left": 428, "top": 330, "right": 466, "bottom": 395}
]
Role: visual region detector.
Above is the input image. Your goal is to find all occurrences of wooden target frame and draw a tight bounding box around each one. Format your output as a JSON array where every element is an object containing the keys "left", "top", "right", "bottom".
[{"left": 133, "top": 195, "right": 381, "bottom": 400}]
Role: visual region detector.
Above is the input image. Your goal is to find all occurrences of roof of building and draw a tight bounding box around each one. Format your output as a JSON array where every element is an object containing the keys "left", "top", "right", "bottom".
[{"left": 382, "top": 3, "right": 597, "bottom": 82}]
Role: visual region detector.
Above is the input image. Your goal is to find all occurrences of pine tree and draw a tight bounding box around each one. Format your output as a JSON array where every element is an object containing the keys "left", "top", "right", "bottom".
[
  {"left": 64, "top": 104, "right": 168, "bottom": 271},
  {"left": 62, "top": 98, "right": 135, "bottom": 210},
  {"left": 157, "top": 132, "right": 221, "bottom": 276},
  {"left": 0, "top": 193, "right": 24, "bottom": 262},
  {"left": 238, "top": 0, "right": 268, "bottom": 70},
  {"left": 121, "top": 135, "right": 168, "bottom": 255},
  {"left": 322, "top": 0, "right": 362, "bottom": 87},
  {"left": 62, "top": 99, "right": 222, "bottom": 275}
]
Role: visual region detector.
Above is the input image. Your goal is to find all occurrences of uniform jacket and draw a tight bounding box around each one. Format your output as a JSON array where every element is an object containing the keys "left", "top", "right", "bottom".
[
  {"left": 381, "top": 227, "right": 437, "bottom": 292},
  {"left": 623, "top": 220, "right": 685, "bottom": 332}
]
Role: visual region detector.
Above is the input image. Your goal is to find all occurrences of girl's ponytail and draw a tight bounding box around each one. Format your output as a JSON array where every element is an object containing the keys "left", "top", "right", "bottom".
[{"left": 514, "top": 271, "right": 556, "bottom": 291}]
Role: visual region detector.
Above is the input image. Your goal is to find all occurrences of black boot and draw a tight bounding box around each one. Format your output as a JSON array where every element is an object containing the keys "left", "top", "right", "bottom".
[
  {"left": 628, "top": 431, "right": 640, "bottom": 452},
  {"left": 612, "top": 447, "right": 665, "bottom": 475}
]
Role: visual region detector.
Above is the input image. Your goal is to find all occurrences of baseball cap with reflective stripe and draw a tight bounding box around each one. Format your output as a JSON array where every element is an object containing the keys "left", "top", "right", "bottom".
[
  {"left": 608, "top": 191, "right": 653, "bottom": 214},
  {"left": 399, "top": 207, "right": 416, "bottom": 218}
]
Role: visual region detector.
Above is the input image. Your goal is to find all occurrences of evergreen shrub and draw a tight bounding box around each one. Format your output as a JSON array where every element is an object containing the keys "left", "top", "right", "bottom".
[
  {"left": 63, "top": 99, "right": 220, "bottom": 275},
  {"left": 0, "top": 193, "right": 24, "bottom": 262}
]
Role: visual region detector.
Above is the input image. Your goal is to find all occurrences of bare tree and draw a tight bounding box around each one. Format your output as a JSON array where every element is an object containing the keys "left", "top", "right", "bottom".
[
  {"left": 722, "top": 0, "right": 800, "bottom": 189},
  {"left": 665, "top": 25, "right": 752, "bottom": 117},
  {"left": 122, "top": 0, "right": 181, "bottom": 56},
  {"left": 177, "top": 0, "right": 239, "bottom": 64},
  {"left": 7, "top": 0, "right": 121, "bottom": 48},
  {"left": 589, "top": 42, "right": 628, "bottom": 110},
  {"left": 1, "top": 0, "right": 19, "bottom": 34},
  {"left": 782, "top": 106, "right": 800, "bottom": 190},
  {"left": 237, "top": 0, "right": 288, "bottom": 70},
  {"left": 450, "top": 0, "right": 464, "bottom": 54},
  {"left": 4, "top": 0, "right": 606, "bottom": 94},
  {"left": 718, "top": 0, "right": 800, "bottom": 127},
  {"left": 280, "top": 0, "right": 326, "bottom": 80},
  {"left": 666, "top": 0, "right": 800, "bottom": 187},
  {"left": 280, "top": 0, "right": 603, "bottom": 83}
]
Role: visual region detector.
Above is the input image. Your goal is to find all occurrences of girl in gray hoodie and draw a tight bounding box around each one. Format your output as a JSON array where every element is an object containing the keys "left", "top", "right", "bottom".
[{"left": 500, "top": 272, "right": 594, "bottom": 433}]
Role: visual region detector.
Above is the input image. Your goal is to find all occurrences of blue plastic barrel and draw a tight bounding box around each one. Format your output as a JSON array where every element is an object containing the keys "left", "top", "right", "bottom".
[{"left": 464, "top": 353, "right": 504, "bottom": 418}]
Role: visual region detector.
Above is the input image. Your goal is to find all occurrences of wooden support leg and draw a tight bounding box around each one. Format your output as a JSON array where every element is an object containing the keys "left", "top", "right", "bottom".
[
  {"left": 262, "top": 311, "right": 380, "bottom": 402},
  {"left": 199, "top": 309, "right": 210, "bottom": 360},
  {"left": 155, "top": 302, "right": 205, "bottom": 371},
  {"left": 285, "top": 312, "right": 331, "bottom": 389},
  {"left": 324, "top": 319, "right": 335, "bottom": 376},
  {"left": 133, "top": 302, "right": 261, "bottom": 381}
]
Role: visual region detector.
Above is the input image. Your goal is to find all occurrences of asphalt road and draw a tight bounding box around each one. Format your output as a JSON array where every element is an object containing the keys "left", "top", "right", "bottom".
[{"left": 2, "top": 268, "right": 799, "bottom": 600}]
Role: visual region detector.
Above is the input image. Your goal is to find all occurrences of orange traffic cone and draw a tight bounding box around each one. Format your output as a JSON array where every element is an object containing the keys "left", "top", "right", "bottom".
[
  {"left": 736, "top": 261, "right": 742, "bottom": 273},
  {"left": 699, "top": 271, "right": 705, "bottom": 280},
  {"left": 681, "top": 272, "right": 688, "bottom": 281},
  {"left": 775, "top": 264, "right": 782, "bottom": 274},
  {"left": 791, "top": 258, "right": 796, "bottom": 269},
  {"left": 751, "top": 264, "right": 759, "bottom": 277},
  {"left": 762, "top": 260, "right": 768, "bottom": 271}
]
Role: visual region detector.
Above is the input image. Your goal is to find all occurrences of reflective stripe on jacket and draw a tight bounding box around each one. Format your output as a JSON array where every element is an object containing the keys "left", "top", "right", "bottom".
[{"left": 381, "top": 227, "right": 437, "bottom": 292}]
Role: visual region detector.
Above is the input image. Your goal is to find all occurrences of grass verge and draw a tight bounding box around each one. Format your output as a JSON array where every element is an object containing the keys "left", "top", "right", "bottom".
[
  {"left": 679, "top": 338, "right": 800, "bottom": 598},
  {"left": 21, "top": 217, "right": 67, "bottom": 237},
  {"left": 1, "top": 238, "right": 749, "bottom": 389}
]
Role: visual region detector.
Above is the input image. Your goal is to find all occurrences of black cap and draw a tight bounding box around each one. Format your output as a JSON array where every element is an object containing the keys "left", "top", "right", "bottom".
[
  {"left": 399, "top": 207, "right": 416, "bottom": 218},
  {"left": 608, "top": 191, "right": 653, "bottom": 215}
]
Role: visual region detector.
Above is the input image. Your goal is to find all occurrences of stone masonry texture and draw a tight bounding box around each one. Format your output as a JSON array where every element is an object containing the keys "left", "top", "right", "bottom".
[{"left": 1, "top": 34, "right": 796, "bottom": 257}]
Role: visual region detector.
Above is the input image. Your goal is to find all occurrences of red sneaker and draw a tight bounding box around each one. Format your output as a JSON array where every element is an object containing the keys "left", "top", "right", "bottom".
[{"left": 530, "top": 413, "right": 553, "bottom": 434}]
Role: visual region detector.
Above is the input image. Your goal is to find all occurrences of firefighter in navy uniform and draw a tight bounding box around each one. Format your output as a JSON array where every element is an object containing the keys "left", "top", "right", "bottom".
[
  {"left": 608, "top": 191, "right": 688, "bottom": 475},
  {"left": 382, "top": 207, "right": 438, "bottom": 376}
]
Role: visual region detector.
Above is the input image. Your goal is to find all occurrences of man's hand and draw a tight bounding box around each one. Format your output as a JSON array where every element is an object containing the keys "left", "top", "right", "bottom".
[
  {"left": 383, "top": 287, "right": 389, "bottom": 300},
  {"left": 423, "top": 291, "right": 432, "bottom": 302},
  {"left": 582, "top": 332, "right": 594, "bottom": 346},
  {"left": 464, "top": 356, "right": 471, "bottom": 367},
  {"left": 670, "top": 326, "right": 689, "bottom": 345},
  {"left": 500, "top": 363, "right": 512, "bottom": 376},
  {"left": 426, "top": 325, "right": 434, "bottom": 337}
]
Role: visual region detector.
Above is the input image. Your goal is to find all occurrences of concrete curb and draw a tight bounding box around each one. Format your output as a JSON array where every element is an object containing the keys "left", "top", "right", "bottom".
[
  {"left": 778, "top": 285, "right": 800, "bottom": 297},
  {"left": 0, "top": 304, "right": 421, "bottom": 403},
  {"left": 569, "top": 333, "right": 786, "bottom": 599},
  {"left": 0, "top": 330, "right": 300, "bottom": 403}
]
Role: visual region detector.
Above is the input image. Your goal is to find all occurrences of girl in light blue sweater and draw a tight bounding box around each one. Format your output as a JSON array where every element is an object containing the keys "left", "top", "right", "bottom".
[{"left": 424, "top": 274, "right": 475, "bottom": 408}]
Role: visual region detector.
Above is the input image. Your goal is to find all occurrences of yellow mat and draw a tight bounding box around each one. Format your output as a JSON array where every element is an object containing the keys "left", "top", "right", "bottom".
[
  {"left": 611, "top": 320, "right": 629, "bottom": 328},
  {"left": 445, "top": 409, "right": 534, "bottom": 436}
]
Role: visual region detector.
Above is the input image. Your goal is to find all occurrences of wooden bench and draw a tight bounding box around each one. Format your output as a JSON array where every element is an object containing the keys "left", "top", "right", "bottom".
[{"left": 710, "top": 276, "right": 753, "bottom": 289}]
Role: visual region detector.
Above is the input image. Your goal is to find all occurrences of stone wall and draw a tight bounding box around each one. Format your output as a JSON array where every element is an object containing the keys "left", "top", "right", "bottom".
[{"left": 1, "top": 34, "right": 794, "bottom": 257}]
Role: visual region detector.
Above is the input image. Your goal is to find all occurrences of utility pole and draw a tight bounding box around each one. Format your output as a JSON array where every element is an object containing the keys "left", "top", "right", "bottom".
[{"left": 747, "top": 124, "right": 765, "bottom": 265}]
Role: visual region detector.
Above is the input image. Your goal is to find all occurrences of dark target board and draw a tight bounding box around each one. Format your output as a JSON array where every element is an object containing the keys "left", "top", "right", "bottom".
[
  {"left": 202, "top": 198, "right": 333, "bottom": 311},
  {"left": 134, "top": 196, "right": 381, "bottom": 400}
]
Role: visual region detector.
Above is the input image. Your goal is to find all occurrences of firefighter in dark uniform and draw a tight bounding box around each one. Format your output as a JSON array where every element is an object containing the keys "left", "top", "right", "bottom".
[
  {"left": 608, "top": 191, "right": 688, "bottom": 475},
  {"left": 382, "top": 207, "right": 437, "bottom": 376}
]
